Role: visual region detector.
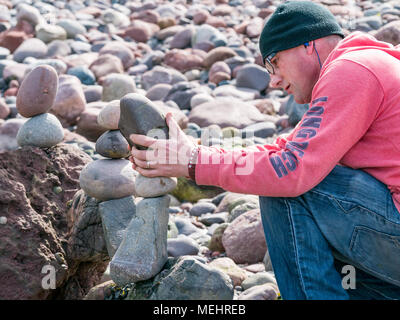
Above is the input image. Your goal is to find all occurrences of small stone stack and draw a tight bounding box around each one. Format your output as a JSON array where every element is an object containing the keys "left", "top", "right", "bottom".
[
  {"left": 109, "top": 93, "right": 178, "bottom": 286},
  {"left": 15, "top": 65, "right": 64, "bottom": 148}
]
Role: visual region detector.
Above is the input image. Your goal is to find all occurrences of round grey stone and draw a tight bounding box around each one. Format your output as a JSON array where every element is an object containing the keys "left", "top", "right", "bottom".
[
  {"left": 190, "top": 202, "right": 217, "bottom": 216},
  {"left": 16, "top": 113, "right": 64, "bottom": 148},
  {"left": 95, "top": 130, "right": 130, "bottom": 159},
  {"left": 167, "top": 235, "right": 200, "bottom": 257},
  {"left": 79, "top": 159, "right": 137, "bottom": 201}
]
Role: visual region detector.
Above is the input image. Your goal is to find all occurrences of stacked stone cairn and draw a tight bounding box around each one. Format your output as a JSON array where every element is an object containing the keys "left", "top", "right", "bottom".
[
  {"left": 79, "top": 92, "right": 177, "bottom": 287},
  {"left": 15, "top": 65, "right": 64, "bottom": 148}
]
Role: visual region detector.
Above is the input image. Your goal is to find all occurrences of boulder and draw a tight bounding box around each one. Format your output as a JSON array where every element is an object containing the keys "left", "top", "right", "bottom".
[
  {"left": 222, "top": 209, "right": 267, "bottom": 264},
  {"left": 0, "top": 144, "right": 107, "bottom": 299},
  {"left": 126, "top": 256, "right": 234, "bottom": 300},
  {"left": 110, "top": 196, "right": 170, "bottom": 286}
]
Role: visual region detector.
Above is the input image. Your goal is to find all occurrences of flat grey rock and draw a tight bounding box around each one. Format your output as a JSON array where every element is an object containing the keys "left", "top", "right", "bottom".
[
  {"left": 99, "top": 196, "right": 136, "bottom": 258},
  {"left": 110, "top": 195, "right": 170, "bottom": 286},
  {"left": 127, "top": 256, "right": 234, "bottom": 300}
]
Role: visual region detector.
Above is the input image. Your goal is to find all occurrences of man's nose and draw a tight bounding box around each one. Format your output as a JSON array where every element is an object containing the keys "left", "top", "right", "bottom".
[{"left": 269, "top": 74, "right": 282, "bottom": 89}]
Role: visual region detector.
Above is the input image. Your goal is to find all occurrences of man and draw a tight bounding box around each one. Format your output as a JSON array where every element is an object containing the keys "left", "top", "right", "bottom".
[{"left": 129, "top": 1, "right": 400, "bottom": 299}]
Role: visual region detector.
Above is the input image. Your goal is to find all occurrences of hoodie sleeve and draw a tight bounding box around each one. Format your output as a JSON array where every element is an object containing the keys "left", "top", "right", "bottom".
[{"left": 195, "top": 58, "right": 385, "bottom": 197}]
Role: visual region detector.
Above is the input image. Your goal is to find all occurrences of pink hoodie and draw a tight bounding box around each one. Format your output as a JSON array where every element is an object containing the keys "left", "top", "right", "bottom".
[{"left": 195, "top": 32, "right": 400, "bottom": 213}]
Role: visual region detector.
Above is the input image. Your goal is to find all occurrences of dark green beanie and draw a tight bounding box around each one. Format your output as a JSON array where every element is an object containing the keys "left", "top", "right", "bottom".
[{"left": 259, "top": 1, "right": 345, "bottom": 60}]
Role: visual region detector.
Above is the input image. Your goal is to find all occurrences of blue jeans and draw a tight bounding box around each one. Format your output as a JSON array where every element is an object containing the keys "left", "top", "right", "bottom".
[{"left": 259, "top": 165, "right": 400, "bottom": 300}]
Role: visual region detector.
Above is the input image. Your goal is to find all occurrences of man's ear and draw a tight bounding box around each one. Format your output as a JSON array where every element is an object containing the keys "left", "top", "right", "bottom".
[{"left": 304, "top": 41, "right": 315, "bottom": 55}]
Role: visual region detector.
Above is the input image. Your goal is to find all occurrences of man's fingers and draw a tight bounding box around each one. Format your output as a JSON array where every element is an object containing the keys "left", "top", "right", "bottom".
[
  {"left": 166, "top": 112, "right": 182, "bottom": 137},
  {"left": 130, "top": 134, "right": 157, "bottom": 148},
  {"left": 134, "top": 158, "right": 156, "bottom": 169},
  {"left": 134, "top": 165, "right": 160, "bottom": 178},
  {"left": 130, "top": 147, "right": 150, "bottom": 161}
]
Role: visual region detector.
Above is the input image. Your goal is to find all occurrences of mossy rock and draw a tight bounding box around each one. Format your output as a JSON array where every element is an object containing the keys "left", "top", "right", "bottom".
[
  {"left": 221, "top": 126, "right": 241, "bottom": 139},
  {"left": 228, "top": 202, "right": 259, "bottom": 222},
  {"left": 170, "top": 176, "right": 225, "bottom": 203},
  {"left": 208, "top": 223, "right": 229, "bottom": 252}
]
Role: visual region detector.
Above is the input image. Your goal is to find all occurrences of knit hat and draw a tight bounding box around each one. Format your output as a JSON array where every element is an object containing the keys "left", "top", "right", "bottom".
[{"left": 259, "top": 1, "right": 345, "bottom": 60}]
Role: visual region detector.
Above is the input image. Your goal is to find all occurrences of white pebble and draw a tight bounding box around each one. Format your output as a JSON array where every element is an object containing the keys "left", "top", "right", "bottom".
[{"left": 0, "top": 216, "right": 7, "bottom": 224}]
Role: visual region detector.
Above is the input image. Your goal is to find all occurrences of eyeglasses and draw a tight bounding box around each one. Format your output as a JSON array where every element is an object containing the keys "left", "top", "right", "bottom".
[{"left": 264, "top": 52, "right": 276, "bottom": 75}]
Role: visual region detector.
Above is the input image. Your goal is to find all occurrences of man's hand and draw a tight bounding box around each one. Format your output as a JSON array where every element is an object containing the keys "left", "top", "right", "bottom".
[{"left": 129, "top": 112, "right": 198, "bottom": 178}]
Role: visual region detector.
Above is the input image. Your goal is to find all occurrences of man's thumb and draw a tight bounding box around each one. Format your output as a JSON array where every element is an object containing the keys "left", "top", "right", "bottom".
[{"left": 166, "top": 112, "right": 180, "bottom": 136}]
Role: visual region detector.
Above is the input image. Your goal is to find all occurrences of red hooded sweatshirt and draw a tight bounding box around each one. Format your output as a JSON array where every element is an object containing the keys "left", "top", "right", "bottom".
[{"left": 195, "top": 31, "right": 400, "bottom": 213}]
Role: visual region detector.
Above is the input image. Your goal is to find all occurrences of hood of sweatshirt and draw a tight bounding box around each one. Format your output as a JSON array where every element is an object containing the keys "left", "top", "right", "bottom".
[{"left": 323, "top": 31, "right": 400, "bottom": 73}]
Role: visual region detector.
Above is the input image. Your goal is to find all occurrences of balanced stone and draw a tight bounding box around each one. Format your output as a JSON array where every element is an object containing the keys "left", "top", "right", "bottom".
[
  {"left": 95, "top": 130, "right": 130, "bottom": 159},
  {"left": 119, "top": 93, "right": 169, "bottom": 149},
  {"left": 79, "top": 159, "right": 137, "bottom": 201},
  {"left": 97, "top": 100, "right": 120, "bottom": 130},
  {"left": 110, "top": 195, "right": 170, "bottom": 286},
  {"left": 16, "top": 65, "right": 58, "bottom": 118},
  {"left": 99, "top": 196, "right": 136, "bottom": 258},
  {"left": 134, "top": 174, "right": 177, "bottom": 197},
  {"left": 16, "top": 113, "right": 64, "bottom": 148}
]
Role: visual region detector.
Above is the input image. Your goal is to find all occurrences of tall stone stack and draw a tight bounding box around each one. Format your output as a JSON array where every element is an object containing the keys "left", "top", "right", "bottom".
[
  {"left": 15, "top": 65, "right": 64, "bottom": 148},
  {"left": 109, "top": 93, "right": 178, "bottom": 286},
  {"left": 79, "top": 93, "right": 178, "bottom": 286},
  {"left": 79, "top": 99, "right": 138, "bottom": 259}
]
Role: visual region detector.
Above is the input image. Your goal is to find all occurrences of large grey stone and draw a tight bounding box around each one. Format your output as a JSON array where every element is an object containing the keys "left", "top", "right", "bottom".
[
  {"left": 110, "top": 195, "right": 170, "bottom": 286},
  {"left": 135, "top": 174, "right": 177, "bottom": 197},
  {"left": 79, "top": 159, "right": 137, "bottom": 201},
  {"left": 127, "top": 256, "right": 234, "bottom": 300},
  {"left": 16, "top": 113, "right": 64, "bottom": 148},
  {"left": 98, "top": 196, "right": 136, "bottom": 258},
  {"left": 118, "top": 93, "right": 169, "bottom": 149}
]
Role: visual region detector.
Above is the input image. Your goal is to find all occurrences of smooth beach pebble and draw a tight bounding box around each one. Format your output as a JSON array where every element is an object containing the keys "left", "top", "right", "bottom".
[
  {"left": 95, "top": 130, "right": 130, "bottom": 159},
  {"left": 16, "top": 113, "right": 64, "bottom": 148},
  {"left": 16, "top": 65, "right": 59, "bottom": 118},
  {"left": 97, "top": 100, "right": 121, "bottom": 130},
  {"left": 79, "top": 159, "right": 138, "bottom": 201}
]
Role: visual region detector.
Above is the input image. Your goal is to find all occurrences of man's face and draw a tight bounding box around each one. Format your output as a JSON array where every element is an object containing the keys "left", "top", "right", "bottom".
[{"left": 266, "top": 45, "right": 319, "bottom": 104}]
